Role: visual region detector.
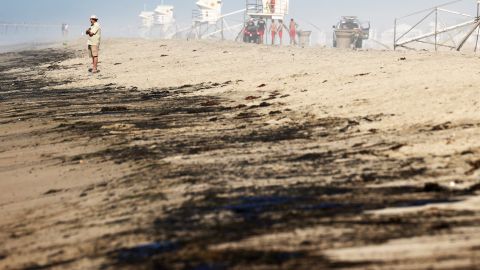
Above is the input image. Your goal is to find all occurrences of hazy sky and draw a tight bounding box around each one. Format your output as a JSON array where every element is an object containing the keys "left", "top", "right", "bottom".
[{"left": 0, "top": 0, "right": 477, "bottom": 36}]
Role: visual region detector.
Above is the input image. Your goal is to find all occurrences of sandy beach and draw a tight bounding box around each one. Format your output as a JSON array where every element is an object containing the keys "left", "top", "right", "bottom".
[{"left": 0, "top": 39, "right": 479, "bottom": 269}]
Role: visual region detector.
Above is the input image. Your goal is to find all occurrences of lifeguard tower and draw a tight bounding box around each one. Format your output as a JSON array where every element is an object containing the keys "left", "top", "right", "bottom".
[
  {"left": 139, "top": 11, "right": 155, "bottom": 29},
  {"left": 194, "top": 0, "right": 223, "bottom": 24},
  {"left": 247, "top": 0, "right": 290, "bottom": 20},
  {"left": 188, "top": 0, "right": 245, "bottom": 40},
  {"left": 154, "top": 5, "right": 175, "bottom": 33},
  {"left": 139, "top": 4, "right": 176, "bottom": 38},
  {"left": 241, "top": 0, "right": 290, "bottom": 44}
]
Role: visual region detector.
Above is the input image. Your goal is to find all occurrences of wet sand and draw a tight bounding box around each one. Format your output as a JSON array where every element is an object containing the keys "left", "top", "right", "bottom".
[{"left": 0, "top": 39, "right": 479, "bottom": 269}]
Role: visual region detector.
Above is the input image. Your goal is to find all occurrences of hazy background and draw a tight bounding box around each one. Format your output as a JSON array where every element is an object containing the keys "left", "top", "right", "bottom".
[{"left": 0, "top": 0, "right": 477, "bottom": 47}]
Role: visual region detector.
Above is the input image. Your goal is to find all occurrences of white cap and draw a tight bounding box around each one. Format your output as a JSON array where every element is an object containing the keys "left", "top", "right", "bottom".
[{"left": 90, "top": 15, "right": 98, "bottom": 20}]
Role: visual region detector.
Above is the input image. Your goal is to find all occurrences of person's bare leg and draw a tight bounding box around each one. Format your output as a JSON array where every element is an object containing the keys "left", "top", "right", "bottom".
[
  {"left": 92, "top": 57, "right": 98, "bottom": 72},
  {"left": 88, "top": 46, "right": 93, "bottom": 72}
]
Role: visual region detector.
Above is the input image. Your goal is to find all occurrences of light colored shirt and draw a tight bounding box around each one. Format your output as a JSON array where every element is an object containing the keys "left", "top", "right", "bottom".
[{"left": 87, "top": 22, "right": 101, "bottom": 46}]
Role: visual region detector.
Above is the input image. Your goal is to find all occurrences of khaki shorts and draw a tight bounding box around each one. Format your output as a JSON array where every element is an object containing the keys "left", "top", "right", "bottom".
[{"left": 88, "top": 45, "right": 99, "bottom": 58}]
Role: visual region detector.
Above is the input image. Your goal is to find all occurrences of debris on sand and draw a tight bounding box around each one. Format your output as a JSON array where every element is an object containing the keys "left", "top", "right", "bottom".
[
  {"left": 423, "top": 182, "right": 446, "bottom": 192},
  {"left": 235, "top": 112, "right": 261, "bottom": 119},
  {"left": 43, "top": 189, "right": 64, "bottom": 195},
  {"left": 2, "top": 42, "right": 480, "bottom": 270},
  {"left": 201, "top": 100, "right": 221, "bottom": 107},
  {"left": 354, "top": 72, "right": 371, "bottom": 77},
  {"left": 115, "top": 242, "right": 177, "bottom": 264},
  {"left": 269, "top": 110, "right": 282, "bottom": 115},
  {"left": 245, "top": 96, "right": 261, "bottom": 100},
  {"left": 466, "top": 159, "right": 480, "bottom": 175},
  {"left": 430, "top": 122, "right": 452, "bottom": 131},
  {"left": 100, "top": 106, "right": 128, "bottom": 113},
  {"left": 248, "top": 102, "right": 271, "bottom": 109}
]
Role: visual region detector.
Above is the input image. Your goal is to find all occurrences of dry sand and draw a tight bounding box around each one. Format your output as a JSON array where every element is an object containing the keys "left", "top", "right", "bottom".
[{"left": 0, "top": 38, "right": 479, "bottom": 269}]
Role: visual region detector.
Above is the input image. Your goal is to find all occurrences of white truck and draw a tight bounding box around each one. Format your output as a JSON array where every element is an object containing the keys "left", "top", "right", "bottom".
[{"left": 333, "top": 16, "right": 370, "bottom": 49}]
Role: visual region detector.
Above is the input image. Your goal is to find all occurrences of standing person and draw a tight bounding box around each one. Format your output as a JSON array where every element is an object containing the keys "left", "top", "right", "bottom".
[
  {"left": 243, "top": 21, "right": 249, "bottom": 43},
  {"left": 289, "top": 18, "right": 298, "bottom": 45},
  {"left": 245, "top": 19, "right": 257, "bottom": 43},
  {"left": 257, "top": 18, "right": 266, "bottom": 44},
  {"left": 277, "top": 20, "right": 284, "bottom": 45},
  {"left": 64, "top": 24, "right": 69, "bottom": 37},
  {"left": 269, "top": 20, "right": 277, "bottom": 45},
  {"left": 86, "top": 15, "right": 101, "bottom": 73},
  {"left": 270, "top": 0, "right": 276, "bottom": 13}
]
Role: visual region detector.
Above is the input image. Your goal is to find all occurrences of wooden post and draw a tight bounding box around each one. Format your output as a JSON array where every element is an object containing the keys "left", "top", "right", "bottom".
[
  {"left": 221, "top": 18, "right": 224, "bottom": 40},
  {"left": 435, "top": 8, "right": 438, "bottom": 51},
  {"left": 475, "top": 1, "right": 480, "bottom": 52},
  {"left": 393, "top": 19, "right": 397, "bottom": 50}
]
